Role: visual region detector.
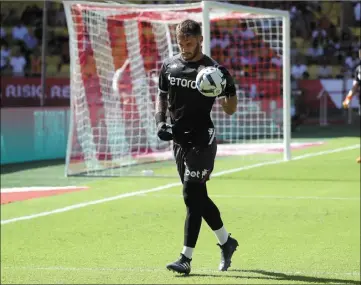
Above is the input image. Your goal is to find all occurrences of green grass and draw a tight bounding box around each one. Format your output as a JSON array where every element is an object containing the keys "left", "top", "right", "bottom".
[{"left": 1, "top": 134, "right": 360, "bottom": 284}]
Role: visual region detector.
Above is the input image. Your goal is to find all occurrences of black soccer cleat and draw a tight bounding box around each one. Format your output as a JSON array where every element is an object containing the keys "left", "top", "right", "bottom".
[
  {"left": 166, "top": 254, "right": 192, "bottom": 275},
  {"left": 218, "top": 235, "right": 239, "bottom": 271}
]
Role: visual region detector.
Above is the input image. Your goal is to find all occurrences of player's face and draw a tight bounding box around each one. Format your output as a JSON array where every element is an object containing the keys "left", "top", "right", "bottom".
[{"left": 177, "top": 34, "right": 202, "bottom": 61}]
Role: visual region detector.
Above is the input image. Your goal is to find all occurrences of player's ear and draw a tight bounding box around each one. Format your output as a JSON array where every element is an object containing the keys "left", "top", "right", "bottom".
[{"left": 199, "top": 35, "right": 203, "bottom": 44}]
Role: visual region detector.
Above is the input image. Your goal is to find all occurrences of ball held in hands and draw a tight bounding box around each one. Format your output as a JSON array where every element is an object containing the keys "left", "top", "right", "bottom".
[{"left": 196, "top": 66, "right": 226, "bottom": 97}]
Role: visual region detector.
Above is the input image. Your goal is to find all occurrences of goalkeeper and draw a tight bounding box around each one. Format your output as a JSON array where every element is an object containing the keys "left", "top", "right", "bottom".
[
  {"left": 155, "top": 19, "right": 238, "bottom": 275},
  {"left": 342, "top": 47, "right": 360, "bottom": 163}
]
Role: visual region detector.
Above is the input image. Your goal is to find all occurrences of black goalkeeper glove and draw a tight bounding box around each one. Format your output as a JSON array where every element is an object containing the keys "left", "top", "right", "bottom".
[
  {"left": 157, "top": 122, "right": 173, "bottom": 141},
  {"left": 216, "top": 65, "right": 236, "bottom": 98},
  {"left": 216, "top": 65, "right": 231, "bottom": 77}
]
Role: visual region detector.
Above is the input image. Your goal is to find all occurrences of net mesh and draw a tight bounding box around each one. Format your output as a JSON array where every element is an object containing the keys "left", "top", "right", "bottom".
[{"left": 64, "top": 2, "right": 286, "bottom": 176}]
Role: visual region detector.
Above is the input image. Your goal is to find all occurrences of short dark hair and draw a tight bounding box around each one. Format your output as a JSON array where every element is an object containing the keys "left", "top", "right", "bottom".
[{"left": 176, "top": 19, "right": 201, "bottom": 37}]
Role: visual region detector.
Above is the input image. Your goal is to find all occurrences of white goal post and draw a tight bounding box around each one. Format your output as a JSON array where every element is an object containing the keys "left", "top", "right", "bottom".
[{"left": 63, "top": 0, "right": 291, "bottom": 177}]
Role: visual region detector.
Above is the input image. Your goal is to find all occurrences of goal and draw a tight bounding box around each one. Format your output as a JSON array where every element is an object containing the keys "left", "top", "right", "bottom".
[{"left": 63, "top": 0, "right": 291, "bottom": 177}]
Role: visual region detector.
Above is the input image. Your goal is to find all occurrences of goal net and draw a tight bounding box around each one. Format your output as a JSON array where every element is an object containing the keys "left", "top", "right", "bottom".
[{"left": 63, "top": 0, "right": 291, "bottom": 177}]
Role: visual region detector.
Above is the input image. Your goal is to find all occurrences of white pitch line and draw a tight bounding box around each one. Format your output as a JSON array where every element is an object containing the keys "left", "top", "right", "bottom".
[
  {"left": 2, "top": 265, "right": 360, "bottom": 277},
  {"left": 1, "top": 144, "right": 359, "bottom": 225},
  {"left": 1, "top": 186, "right": 89, "bottom": 193},
  {"left": 1, "top": 182, "right": 181, "bottom": 225},
  {"left": 212, "top": 144, "right": 360, "bottom": 177}
]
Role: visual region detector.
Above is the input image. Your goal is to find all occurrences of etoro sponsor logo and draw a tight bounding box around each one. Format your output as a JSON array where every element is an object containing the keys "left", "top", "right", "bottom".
[{"left": 168, "top": 75, "right": 197, "bottom": 89}]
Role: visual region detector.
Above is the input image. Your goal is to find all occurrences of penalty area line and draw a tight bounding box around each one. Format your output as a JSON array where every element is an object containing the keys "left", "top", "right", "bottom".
[{"left": 1, "top": 144, "right": 359, "bottom": 225}]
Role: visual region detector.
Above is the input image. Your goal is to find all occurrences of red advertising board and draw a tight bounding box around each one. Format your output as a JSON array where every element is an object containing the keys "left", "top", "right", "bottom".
[
  {"left": 298, "top": 79, "right": 359, "bottom": 110},
  {"left": 0, "top": 77, "right": 70, "bottom": 107},
  {"left": 1, "top": 77, "right": 358, "bottom": 111}
]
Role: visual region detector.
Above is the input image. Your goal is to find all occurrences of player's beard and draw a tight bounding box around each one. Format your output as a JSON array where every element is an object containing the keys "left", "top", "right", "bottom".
[{"left": 182, "top": 42, "right": 201, "bottom": 61}]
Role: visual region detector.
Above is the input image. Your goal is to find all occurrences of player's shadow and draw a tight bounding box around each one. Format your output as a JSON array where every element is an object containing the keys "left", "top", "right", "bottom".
[{"left": 176, "top": 269, "right": 360, "bottom": 284}]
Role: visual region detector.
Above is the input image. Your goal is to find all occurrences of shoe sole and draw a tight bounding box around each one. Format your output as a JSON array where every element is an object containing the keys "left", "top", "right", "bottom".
[{"left": 167, "top": 267, "right": 190, "bottom": 275}]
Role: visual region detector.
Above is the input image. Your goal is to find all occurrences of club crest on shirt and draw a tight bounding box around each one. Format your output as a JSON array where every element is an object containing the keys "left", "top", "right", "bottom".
[{"left": 170, "top": 63, "right": 178, "bottom": 69}]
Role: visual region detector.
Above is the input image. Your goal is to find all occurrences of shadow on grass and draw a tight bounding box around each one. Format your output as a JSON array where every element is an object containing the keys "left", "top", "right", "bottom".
[
  {"left": 292, "top": 124, "right": 360, "bottom": 140},
  {"left": 176, "top": 269, "right": 360, "bottom": 284},
  {"left": 1, "top": 159, "right": 65, "bottom": 175},
  {"left": 216, "top": 177, "right": 360, "bottom": 183}
]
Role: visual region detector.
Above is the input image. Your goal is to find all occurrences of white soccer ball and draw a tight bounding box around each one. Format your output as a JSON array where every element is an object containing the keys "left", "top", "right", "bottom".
[{"left": 196, "top": 66, "right": 226, "bottom": 97}]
